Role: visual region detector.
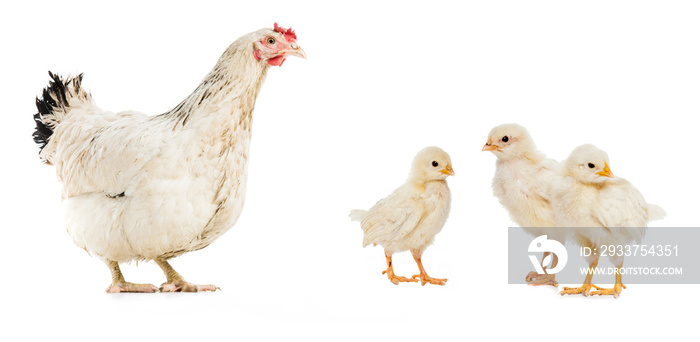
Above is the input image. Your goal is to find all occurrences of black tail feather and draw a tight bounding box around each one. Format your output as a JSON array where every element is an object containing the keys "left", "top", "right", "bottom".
[{"left": 32, "top": 71, "right": 85, "bottom": 156}]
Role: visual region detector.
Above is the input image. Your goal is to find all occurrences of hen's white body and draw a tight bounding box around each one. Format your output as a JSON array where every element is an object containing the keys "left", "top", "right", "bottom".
[
  {"left": 56, "top": 107, "right": 251, "bottom": 262},
  {"left": 36, "top": 27, "right": 302, "bottom": 268}
]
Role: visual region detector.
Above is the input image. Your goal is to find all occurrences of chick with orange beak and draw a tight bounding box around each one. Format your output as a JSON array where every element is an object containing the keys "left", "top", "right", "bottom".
[
  {"left": 483, "top": 123, "right": 564, "bottom": 286},
  {"left": 554, "top": 144, "right": 665, "bottom": 298},
  {"left": 350, "top": 147, "right": 454, "bottom": 286}
]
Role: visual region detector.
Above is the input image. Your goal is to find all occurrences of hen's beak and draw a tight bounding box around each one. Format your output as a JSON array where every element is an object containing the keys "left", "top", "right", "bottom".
[
  {"left": 596, "top": 162, "right": 614, "bottom": 178},
  {"left": 285, "top": 42, "right": 306, "bottom": 59},
  {"left": 440, "top": 164, "right": 455, "bottom": 176}
]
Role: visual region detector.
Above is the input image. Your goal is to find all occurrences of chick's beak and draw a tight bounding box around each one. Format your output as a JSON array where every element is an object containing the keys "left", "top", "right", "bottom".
[
  {"left": 285, "top": 42, "right": 306, "bottom": 59},
  {"left": 440, "top": 164, "right": 455, "bottom": 176},
  {"left": 482, "top": 143, "right": 500, "bottom": 152},
  {"left": 596, "top": 162, "right": 614, "bottom": 178}
]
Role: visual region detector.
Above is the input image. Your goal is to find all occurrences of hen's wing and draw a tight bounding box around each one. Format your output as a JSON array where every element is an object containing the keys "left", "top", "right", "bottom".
[
  {"left": 48, "top": 108, "right": 168, "bottom": 199},
  {"left": 360, "top": 188, "right": 425, "bottom": 247}
]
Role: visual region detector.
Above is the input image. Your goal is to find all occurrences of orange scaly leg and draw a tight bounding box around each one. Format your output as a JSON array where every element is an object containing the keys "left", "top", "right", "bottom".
[
  {"left": 560, "top": 258, "right": 602, "bottom": 296},
  {"left": 410, "top": 250, "right": 447, "bottom": 286},
  {"left": 382, "top": 252, "right": 417, "bottom": 285},
  {"left": 590, "top": 263, "right": 625, "bottom": 298}
]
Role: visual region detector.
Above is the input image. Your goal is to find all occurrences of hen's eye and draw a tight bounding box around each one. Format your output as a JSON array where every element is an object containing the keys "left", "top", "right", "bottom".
[
  {"left": 432, "top": 161, "right": 439, "bottom": 167},
  {"left": 267, "top": 37, "right": 276, "bottom": 45},
  {"left": 588, "top": 163, "right": 595, "bottom": 169},
  {"left": 501, "top": 136, "right": 509, "bottom": 143}
]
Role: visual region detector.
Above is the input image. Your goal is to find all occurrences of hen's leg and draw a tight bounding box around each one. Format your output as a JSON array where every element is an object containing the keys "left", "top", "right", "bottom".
[
  {"left": 382, "top": 251, "right": 417, "bottom": 285},
  {"left": 526, "top": 252, "right": 559, "bottom": 287},
  {"left": 410, "top": 250, "right": 447, "bottom": 286},
  {"left": 155, "top": 258, "right": 218, "bottom": 292},
  {"left": 105, "top": 260, "right": 159, "bottom": 293},
  {"left": 155, "top": 258, "right": 219, "bottom": 292}
]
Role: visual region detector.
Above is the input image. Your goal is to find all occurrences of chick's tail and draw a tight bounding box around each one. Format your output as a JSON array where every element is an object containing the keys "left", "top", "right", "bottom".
[
  {"left": 33, "top": 71, "right": 94, "bottom": 163},
  {"left": 349, "top": 209, "right": 368, "bottom": 222},
  {"left": 647, "top": 204, "right": 666, "bottom": 222}
]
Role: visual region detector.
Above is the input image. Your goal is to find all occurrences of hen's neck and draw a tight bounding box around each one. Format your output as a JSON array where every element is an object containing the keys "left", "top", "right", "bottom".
[{"left": 164, "top": 35, "right": 269, "bottom": 129}]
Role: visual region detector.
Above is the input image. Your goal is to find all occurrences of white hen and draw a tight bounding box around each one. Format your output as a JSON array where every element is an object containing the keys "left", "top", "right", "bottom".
[
  {"left": 483, "top": 123, "right": 564, "bottom": 286},
  {"left": 350, "top": 147, "right": 454, "bottom": 286},
  {"left": 554, "top": 144, "right": 665, "bottom": 297},
  {"left": 32, "top": 24, "right": 306, "bottom": 292}
]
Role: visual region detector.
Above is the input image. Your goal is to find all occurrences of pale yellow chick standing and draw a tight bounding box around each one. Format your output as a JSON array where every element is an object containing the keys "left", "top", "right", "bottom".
[
  {"left": 483, "top": 124, "right": 563, "bottom": 286},
  {"left": 350, "top": 147, "right": 454, "bottom": 286},
  {"left": 554, "top": 144, "right": 665, "bottom": 298}
]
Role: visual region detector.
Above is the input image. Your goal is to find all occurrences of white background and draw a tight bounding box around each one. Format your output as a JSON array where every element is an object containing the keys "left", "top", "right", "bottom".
[{"left": 1, "top": 0, "right": 698, "bottom": 340}]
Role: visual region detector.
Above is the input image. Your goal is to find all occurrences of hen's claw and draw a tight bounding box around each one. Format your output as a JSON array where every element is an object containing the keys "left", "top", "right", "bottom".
[
  {"left": 106, "top": 282, "right": 159, "bottom": 293},
  {"left": 160, "top": 282, "right": 219, "bottom": 292}
]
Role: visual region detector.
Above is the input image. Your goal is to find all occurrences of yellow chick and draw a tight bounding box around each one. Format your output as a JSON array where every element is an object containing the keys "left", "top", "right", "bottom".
[
  {"left": 350, "top": 146, "right": 454, "bottom": 286},
  {"left": 483, "top": 123, "right": 563, "bottom": 286},
  {"left": 554, "top": 144, "right": 665, "bottom": 298}
]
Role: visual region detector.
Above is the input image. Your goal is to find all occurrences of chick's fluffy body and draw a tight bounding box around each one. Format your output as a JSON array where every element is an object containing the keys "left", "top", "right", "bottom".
[
  {"left": 552, "top": 144, "right": 662, "bottom": 263},
  {"left": 352, "top": 147, "right": 452, "bottom": 255},
  {"left": 486, "top": 124, "right": 563, "bottom": 241}
]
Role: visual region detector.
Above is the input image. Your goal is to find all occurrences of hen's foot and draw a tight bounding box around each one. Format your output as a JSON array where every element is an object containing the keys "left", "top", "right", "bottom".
[
  {"left": 411, "top": 274, "right": 447, "bottom": 286},
  {"left": 559, "top": 284, "right": 601, "bottom": 296},
  {"left": 160, "top": 281, "right": 219, "bottom": 292},
  {"left": 382, "top": 269, "right": 418, "bottom": 285},
  {"left": 526, "top": 273, "right": 558, "bottom": 287},
  {"left": 106, "top": 282, "right": 159, "bottom": 293}
]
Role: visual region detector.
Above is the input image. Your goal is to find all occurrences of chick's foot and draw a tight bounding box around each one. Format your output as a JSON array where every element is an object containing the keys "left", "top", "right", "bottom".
[
  {"left": 411, "top": 274, "right": 447, "bottom": 286},
  {"left": 382, "top": 269, "right": 418, "bottom": 285},
  {"left": 526, "top": 273, "right": 558, "bottom": 287},
  {"left": 590, "top": 283, "right": 625, "bottom": 298},
  {"left": 559, "top": 283, "right": 601, "bottom": 296}
]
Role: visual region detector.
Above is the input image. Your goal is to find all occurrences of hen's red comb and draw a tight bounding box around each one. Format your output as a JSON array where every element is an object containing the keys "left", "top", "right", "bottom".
[{"left": 274, "top": 22, "right": 297, "bottom": 42}]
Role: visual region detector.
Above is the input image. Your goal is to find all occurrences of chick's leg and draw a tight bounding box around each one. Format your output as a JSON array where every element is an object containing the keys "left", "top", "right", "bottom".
[
  {"left": 526, "top": 252, "right": 559, "bottom": 287},
  {"left": 382, "top": 251, "right": 417, "bottom": 285},
  {"left": 105, "top": 260, "right": 159, "bottom": 293},
  {"left": 560, "top": 257, "right": 602, "bottom": 296},
  {"left": 410, "top": 249, "right": 447, "bottom": 286},
  {"left": 590, "top": 262, "right": 625, "bottom": 298},
  {"left": 155, "top": 258, "right": 219, "bottom": 292}
]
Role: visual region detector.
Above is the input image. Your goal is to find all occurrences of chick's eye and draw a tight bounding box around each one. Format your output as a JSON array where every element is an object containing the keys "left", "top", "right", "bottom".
[
  {"left": 267, "top": 37, "right": 276, "bottom": 45},
  {"left": 588, "top": 163, "right": 595, "bottom": 169},
  {"left": 432, "top": 161, "right": 439, "bottom": 167},
  {"left": 501, "top": 136, "right": 509, "bottom": 143}
]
